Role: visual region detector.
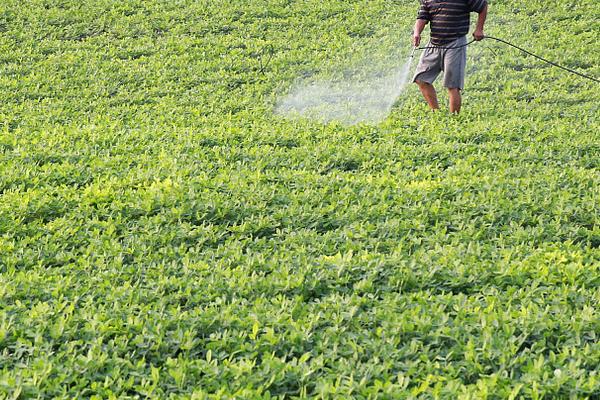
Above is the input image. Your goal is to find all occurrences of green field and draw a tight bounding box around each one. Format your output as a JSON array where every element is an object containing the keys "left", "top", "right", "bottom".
[{"left": 1, "top": 0, "right": 599, "bottom": 398}]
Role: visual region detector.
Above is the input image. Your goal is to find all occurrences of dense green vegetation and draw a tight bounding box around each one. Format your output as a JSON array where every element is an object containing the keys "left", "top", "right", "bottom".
[{"left": 0, "top": 0, "right": 598, "bottom": 398}]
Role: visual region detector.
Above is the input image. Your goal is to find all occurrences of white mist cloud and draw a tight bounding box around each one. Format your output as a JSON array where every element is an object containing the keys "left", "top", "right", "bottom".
[{"left": 275, "top": 55, "right": 414, "bottom": 126}]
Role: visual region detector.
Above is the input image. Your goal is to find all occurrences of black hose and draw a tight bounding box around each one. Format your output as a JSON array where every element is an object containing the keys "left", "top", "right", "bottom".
[
  {"left": 416, "top": 36, "right": 599, "bottom": 83},
  {"left": 484, "top": 36, "right": 599, "bottom": 83},
  {"left": 417, "top": 40, "right": 475, "bottom": 50}
]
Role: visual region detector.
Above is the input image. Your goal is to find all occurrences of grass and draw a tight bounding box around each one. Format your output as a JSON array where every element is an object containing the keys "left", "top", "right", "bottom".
[{"left": 0, "top": 0, "right": 599, "bottom": 398}]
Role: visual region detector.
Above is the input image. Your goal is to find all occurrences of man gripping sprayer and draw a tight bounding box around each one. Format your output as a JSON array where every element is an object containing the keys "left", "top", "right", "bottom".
[{"left": 412, "top": 0, "right": 488, "bottom": 113}]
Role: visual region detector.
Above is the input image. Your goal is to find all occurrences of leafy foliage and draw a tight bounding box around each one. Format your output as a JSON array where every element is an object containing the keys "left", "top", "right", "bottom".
[{"left": 0, "top": 0, "right": 598, "bottom": 398}]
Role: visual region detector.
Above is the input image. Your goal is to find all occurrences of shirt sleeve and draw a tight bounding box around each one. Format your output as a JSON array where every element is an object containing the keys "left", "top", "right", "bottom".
[
  {"left": 417, "top": 1, "right": 431, "bottom": 21},
  {"left": 468, "top": 0, "right": 487, "bottom": 13}
]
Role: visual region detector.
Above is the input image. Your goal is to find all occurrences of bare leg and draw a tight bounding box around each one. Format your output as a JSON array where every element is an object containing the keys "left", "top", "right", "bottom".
[
  {"left": 448, "top": 88, "right": 461, "bottom": 113},
  {"left": 416, "top": 80, "right": 439, "bottom": 110}
]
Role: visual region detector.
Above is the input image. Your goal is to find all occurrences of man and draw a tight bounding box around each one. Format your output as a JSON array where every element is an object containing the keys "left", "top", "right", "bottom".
[{"left": 412, "top": 0, "right": 488, "bottom": 113}]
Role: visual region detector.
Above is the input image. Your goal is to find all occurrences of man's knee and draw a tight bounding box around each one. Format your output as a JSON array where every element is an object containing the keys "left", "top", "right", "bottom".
[{"left": 447, "top": 88, "right": 461, "bottom": 97}]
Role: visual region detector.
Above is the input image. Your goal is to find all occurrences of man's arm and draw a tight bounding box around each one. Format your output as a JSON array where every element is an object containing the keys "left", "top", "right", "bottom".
[
  {"left": 473, "top": 3, "right": 488, "bottom": 41},
  {"left": 413, "top": 19, "right": 428, "bottom": 47},
  {"left": 414, "top": 2, "right": 431, "bottom": 47}
]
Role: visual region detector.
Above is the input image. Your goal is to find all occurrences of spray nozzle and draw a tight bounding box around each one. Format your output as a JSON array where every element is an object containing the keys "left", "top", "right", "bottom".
[{"left": 410, "top": 46, "right": 417, "bottom": 59}]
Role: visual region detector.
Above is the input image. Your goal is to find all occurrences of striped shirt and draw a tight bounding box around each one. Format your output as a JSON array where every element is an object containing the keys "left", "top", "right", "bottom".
[{"left": 417, "top": 0, "right": 487, "bottom": 45}]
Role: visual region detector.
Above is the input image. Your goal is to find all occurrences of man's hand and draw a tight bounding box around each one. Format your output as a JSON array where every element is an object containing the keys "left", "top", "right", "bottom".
[
  {"left": 413, "top": 19, "right": 427, "bottom": 47},
  {"left": 473, "top": 29, "right": 485, "bottom": 41},
  {"left": 413, "top": 33, "right": 421, "bottom": 47}
]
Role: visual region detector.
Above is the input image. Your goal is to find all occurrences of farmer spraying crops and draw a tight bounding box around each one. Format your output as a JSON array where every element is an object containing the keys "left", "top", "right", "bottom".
[{"left": 412, "top": 0, "right": 488, "bottom": 113}]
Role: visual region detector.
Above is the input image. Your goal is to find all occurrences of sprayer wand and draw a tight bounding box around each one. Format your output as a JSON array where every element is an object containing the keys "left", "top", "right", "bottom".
[{"left": 410, "top": 46, "right": 417, "bottom": 59}]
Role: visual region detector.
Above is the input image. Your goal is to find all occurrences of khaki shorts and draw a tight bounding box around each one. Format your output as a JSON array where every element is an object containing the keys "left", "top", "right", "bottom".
[{"left": 413, "top": 36, "right": 467, "bottom": 90}]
